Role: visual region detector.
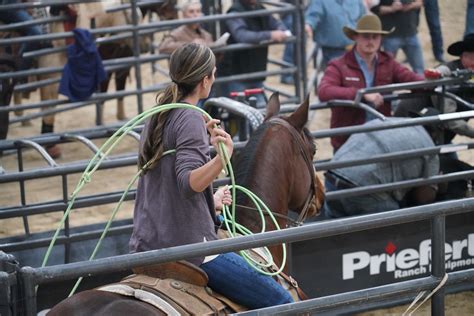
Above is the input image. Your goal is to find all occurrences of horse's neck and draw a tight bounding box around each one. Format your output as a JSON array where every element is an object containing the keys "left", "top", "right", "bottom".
[{"left": 237, "top": 151, "right": 292, "bottom": 232}]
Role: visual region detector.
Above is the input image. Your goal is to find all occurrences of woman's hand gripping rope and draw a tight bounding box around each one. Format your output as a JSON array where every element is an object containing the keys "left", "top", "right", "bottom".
[{"left": 205, "top": 117, "right": 233, "bottom": 175}]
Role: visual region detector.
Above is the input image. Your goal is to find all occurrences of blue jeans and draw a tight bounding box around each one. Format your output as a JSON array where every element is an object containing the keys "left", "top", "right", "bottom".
[
  {"left": 383, "top": 35, "right": 425, "bottom": 75},
  {"left": 321, "top": 47, "right": 347, "bottom": 68},
  {"left": 0, "top": 2, "right": 44, "bottom": 70},
  {"left": 467, "top": 0, "right": 474, "bottom": 36},
  {"left": 200, "top": 252, "right": 294, "bottom": 309},
  {"left": 424, "top": 0, "right": 444, "bottom": 60},
  {"left": 323, "top": 177, "right": 400, "bottom": 218},
  {"left": 220, "top": 81, "right": 266, "bottom": 108}
]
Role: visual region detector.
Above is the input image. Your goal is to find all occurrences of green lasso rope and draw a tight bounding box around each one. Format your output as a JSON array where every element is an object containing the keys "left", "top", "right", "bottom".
[{"left": 39, "top": 103, "right": 286, "bottom": 296}]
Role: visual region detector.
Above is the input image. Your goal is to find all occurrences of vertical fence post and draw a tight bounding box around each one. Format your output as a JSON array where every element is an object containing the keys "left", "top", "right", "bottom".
[
  {"left": 431, "top": 215, "right": 445, "bottom": 316},
  {"left": 294, "top": 0, "right": 306, "bottom": 100},
  {"left": 0, "top": 252, "right": 20, "bottom": 316},
  {"left": 62, "top": 174, "right": 71, "bottom": 264},
  {"left": 0, "top": 272, "right": 12, "bottom": 316},
  {"left": 17, "top": 146, "right": 30, "bottom": 237},
  {"left": 131, "top": 0, "right": 144, "bottom": 114},
  {"left": 19, "top": 267, "right": 37, "bottom": 316}
]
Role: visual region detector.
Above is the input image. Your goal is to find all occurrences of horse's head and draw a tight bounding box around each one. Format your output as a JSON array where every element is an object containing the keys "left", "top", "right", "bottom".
[
  {"left": 264, "top": 93, "right": 324, "bottom": 221},
  {"left": 235, "top": 93, "right": 324, "bottom": 232}
]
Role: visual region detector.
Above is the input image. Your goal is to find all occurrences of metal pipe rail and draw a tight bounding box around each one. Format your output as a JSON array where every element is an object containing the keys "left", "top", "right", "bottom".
[
  {"left": 2, "top": 167, "right": 470, "bottom": 220},
  {"left": 0, "top": 3, "right": 296, "bottom": 47},
  {"left": 353, "top": 77, "right": 471, "bottom": 106},
  {"left": 5, "top": 39, "right": 297, "bottom": 107},
  {"left": 1, "top": 110, "right": 472, "bottom": 177},
  {"left": 0, "top": 190, "right": 136, "bottom": 220},
  {"left": 0, "top": 223, "right": 133, "bottom": 253},
  {"left": 325, "top": 169, "right": 474, "bottom": 200},
  {"left": 0, "top": 0, "right": 85, "bottom": 10},
  {"left": 2, "top": 42, "right": 298, "bottom": 121},
  {"left": 0, "top": 0, "right": 305, "bottom": 126},
  {"left": 17, "top": 198, "right": 474, "bottom": 315},
  {"left": 0, "top": 16, "right": 68, "bottom": 32},
  {"left": 235, "top": 269, "right": 474, "bottom": 315},
  {"left": 0, "top": 123, "right": 142, "bottom": 150},
  {"left": 311, "top": 110, "right": 474, "bottom": 140},
  {"left": 13, "top": 140, "right": 58, "bottom": 167},
  {"left": 316, "top": 141, "right": 474, "bottom": 171}
]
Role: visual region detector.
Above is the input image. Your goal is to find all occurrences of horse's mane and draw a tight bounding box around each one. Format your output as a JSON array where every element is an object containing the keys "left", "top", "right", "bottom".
[
  {"left": 234, "top": 121, "right": 271, "bottom": 189},
  {"left": 234, "top": 118, "right": 315, "bottom": 185}
]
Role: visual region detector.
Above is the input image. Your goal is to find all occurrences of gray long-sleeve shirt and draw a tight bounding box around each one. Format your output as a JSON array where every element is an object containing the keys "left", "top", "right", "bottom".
[
  {"left": 333, "top": 118, "right": 439, "bottom": 202},
  {"left": 129, "top": 108, "right": 218, "bottom": 266}
]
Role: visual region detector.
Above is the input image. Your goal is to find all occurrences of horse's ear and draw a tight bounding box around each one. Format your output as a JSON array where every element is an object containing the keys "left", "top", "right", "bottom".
[
  {"left": 264, "top": 92, "right": 280, "bottom": 121},
  {"left": 287, "top": 95, "right": 310, "bottom": 130}
]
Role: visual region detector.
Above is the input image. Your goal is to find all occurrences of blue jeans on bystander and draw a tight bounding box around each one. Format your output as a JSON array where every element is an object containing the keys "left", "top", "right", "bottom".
[
  {"left": 0, "top": 0, "right": 45, "bottom": 70},
  {"left": 466, "top": 0, "right": 474, "bottom": 36},
  {"left": 383, "top": 35, "right": 425, "bottom": 75},
  {"left": 321, "top": 46, "right": 347, "bottom": 69},
  {"left": 200, "top": 252, "right": 294, "bottom": 310},
  {"left": 424, "top": 0, "right": 444, "bottom": 61},
  {"left": 281, "top": 13, "right": 295, "bottom": 84}
]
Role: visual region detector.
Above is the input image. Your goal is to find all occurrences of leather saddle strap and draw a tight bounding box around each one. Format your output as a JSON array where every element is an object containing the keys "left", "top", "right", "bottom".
[
  {"left": 278, "top": 271, "right": 309, "bottom": 301},
  {"left": 123, "top": 274, "right": 226, "bottom": 315}
]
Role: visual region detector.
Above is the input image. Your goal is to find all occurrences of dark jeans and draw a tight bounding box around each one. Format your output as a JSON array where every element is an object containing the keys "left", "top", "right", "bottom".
[
  {"left": 323, "top": 176, "right": 399, "bottom": 218},
  {"left": 424, "top": 0, "right": 444, "bottom": 60},
  {"left": 321, "top": 47, "right": 347, "bottom": 69},
  {"left": 0, "top": 1, "right": 44, "bottom": 69},
  {"left": 467, "top": 0, "right": 474, "bottom": 36},
  {"left": 383, "top": 35, "right": 425, "bottom": 74},
  {"left": 200, "top": 252, "right": 294, "bottom": 309}
]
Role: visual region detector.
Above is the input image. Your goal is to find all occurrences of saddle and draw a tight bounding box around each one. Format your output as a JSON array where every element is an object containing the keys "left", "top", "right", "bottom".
[
  {"left": 98, "top": 261, "right": 246, "bottom": 315},
  {"left": 98, "top": 243, "right": 307, "bottom": 314}
]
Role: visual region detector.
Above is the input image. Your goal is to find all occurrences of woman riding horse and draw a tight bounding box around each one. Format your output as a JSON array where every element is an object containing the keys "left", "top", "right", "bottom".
[{"left": 129, "top": 43, "right": 294, "bottom": 309}]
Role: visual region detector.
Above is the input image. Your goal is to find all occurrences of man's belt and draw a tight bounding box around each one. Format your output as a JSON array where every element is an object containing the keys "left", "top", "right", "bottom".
[{"left": 325, "top": 172, "right": 356, "bottom": 190}]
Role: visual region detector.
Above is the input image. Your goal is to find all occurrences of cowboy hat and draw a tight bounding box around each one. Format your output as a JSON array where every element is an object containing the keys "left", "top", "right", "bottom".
[
  {"left": 447, "top": 33, "right": 474, "bottom": 56},
  {"left": 343, "top": 14, "right": 394, "bottom": 40}
]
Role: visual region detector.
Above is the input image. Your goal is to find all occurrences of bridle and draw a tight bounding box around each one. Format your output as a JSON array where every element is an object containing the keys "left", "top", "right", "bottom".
[{"left": 267, "top": 117, "right": 318, "bottom": 225}]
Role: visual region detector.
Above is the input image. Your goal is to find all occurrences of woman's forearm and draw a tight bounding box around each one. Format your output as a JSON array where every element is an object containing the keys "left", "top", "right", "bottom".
[{"left": 189, "top": 156, "right": 225, "bottom": 192}]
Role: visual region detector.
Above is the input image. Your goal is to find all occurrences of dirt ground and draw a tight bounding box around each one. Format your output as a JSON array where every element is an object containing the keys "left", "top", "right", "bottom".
[{"left": 0, "top": 0, "right": 473, "bottom": 314}]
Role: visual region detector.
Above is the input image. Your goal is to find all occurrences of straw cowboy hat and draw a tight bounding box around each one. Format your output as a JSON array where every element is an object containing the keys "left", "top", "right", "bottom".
[
  {"left": 447, "top": 33, "right": 474, "bottom": 56},
  {"left": 343, "top": 14, "right": 394, "bottom": 40}
]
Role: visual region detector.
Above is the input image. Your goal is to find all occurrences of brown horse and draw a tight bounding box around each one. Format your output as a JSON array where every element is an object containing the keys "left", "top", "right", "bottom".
[
  {"left": 233, "top": 92, "right": 324, "bottom": 269},
  {"left": 47, "top": 93, "right": 324, "bottom": 315}
]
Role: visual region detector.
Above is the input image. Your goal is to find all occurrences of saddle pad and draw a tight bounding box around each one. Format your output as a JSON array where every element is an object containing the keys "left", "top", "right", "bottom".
[
  {"left": 97, "top": 284, "right": 180, "bottom": 315},
  {"left": 122, "top": 274, "right": 227, "bottom": 315}
]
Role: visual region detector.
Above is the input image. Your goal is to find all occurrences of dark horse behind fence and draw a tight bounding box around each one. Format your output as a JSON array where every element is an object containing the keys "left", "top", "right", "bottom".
[{"left": 47, "top": 93, "right": 324, "bottom": 315}]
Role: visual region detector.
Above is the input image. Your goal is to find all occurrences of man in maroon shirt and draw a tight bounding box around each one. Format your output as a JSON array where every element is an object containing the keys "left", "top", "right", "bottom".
[{"left": 318, "top": 14, "right": 423, "bottom": 152}]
